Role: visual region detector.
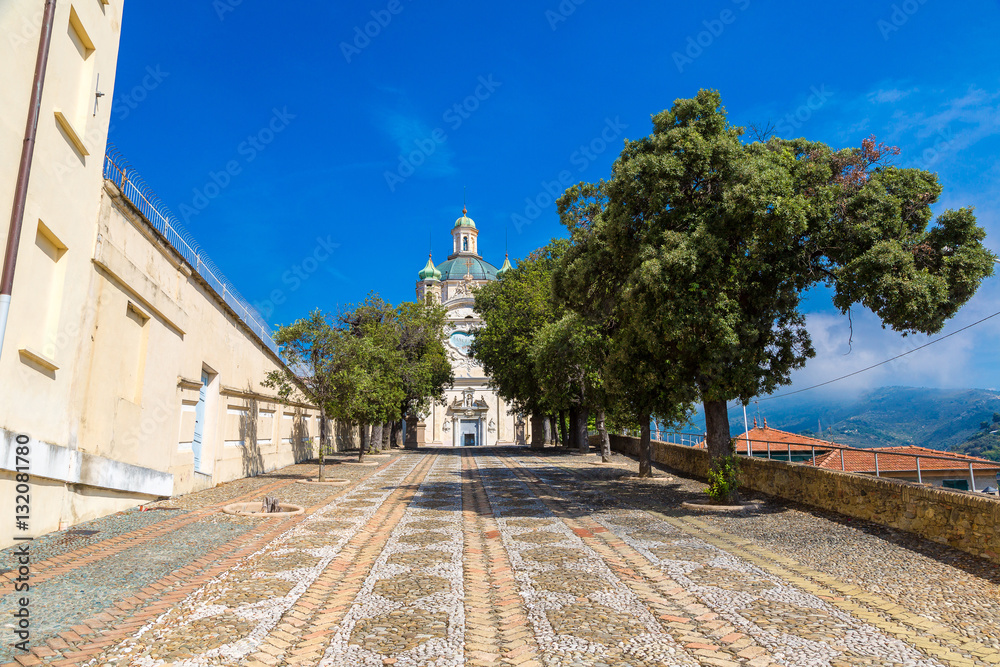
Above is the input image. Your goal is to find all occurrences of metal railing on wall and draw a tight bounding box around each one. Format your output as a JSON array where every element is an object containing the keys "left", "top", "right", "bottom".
[
  {"left": 654, "top": 430, "right": 996, "bottom": 493},
  {"left": 103, "top": 147, "right": 278, "bottom": 354}
]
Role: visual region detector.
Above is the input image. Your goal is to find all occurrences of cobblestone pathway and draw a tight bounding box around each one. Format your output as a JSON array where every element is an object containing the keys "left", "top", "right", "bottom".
[{"left": 3, "top": 448, "right": 998, "bottom": 667}]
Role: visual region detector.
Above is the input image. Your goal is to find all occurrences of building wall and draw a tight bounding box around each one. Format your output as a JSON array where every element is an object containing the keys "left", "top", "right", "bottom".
[
  {"left": 1, "top": 0, "right": 125, "bottom": 450},
  {"left": 0, "top": 0, "right": 329, "bottom": 545},
  {"left": 599, "top": 434, "right": 1000, "bottom": 564},
  {"left": 0, "top": 179, "right": 325, "bottom": 547}
]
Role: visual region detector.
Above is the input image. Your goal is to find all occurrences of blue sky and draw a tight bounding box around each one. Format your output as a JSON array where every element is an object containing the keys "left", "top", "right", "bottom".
[{"left": 109, "top": 0, "right": 1000, "bottom": 398}]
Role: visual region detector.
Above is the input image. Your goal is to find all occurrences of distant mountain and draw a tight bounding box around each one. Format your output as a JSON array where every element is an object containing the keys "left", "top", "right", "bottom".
[
  {"left": 689, "top": 387, "right": 1000, "bottom": 454},
  {"left": 950, "top": 416, "right": 1000, "bottom": 462}
]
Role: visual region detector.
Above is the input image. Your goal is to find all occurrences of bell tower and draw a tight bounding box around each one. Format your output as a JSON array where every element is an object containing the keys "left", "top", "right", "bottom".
[{"left": 450, "top": 207, "right": 480, "bottom": 259}]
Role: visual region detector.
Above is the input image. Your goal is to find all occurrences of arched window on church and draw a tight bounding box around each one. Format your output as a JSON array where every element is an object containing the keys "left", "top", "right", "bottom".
[{"left": 463, "top": 237, "right": 468, "bottom": 251}]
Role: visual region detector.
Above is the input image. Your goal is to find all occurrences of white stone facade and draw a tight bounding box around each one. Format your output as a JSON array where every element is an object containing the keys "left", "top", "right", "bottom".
[{"left": 414, "top": 213, "right": 524, "bottom": 446}]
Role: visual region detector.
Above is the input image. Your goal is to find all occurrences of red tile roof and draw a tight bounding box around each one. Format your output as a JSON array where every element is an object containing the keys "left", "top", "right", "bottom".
[
  {"left": 814, "top": 445, "right": 1000, "bottom": 473},
  {"left": 691, "top": 426, "right": 1000, "bottom": 473},
  {"left": 696, "top": 426, "right": 839, "bottom": 452}
]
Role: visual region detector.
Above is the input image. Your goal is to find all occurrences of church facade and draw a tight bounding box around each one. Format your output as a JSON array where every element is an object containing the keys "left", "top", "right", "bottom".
[{"left": 413, "top": 210, "right": 525, "bottom": 446}]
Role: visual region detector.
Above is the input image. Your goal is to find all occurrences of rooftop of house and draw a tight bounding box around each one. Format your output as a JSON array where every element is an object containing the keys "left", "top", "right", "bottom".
[
  {"left": 693, "top": 421, "right": 1000, "bottom": 473},
  {"left": 695, "top": 421, "right": 840, "bottom": 452},
  {"left": 813, "top": 445, "right": 1000, "bottom": 473}
]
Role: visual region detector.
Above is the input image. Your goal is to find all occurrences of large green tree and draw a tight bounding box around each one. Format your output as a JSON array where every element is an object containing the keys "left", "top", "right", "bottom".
[
  {"left": 336, "top": 295, "right": 407, "bottom": 460},
  {"left": 394, "top": 300, "right": 454, "bottom": 443},
  {"left": 559, "top": 90, "right": 995, "bottom": 495},
  {"left": 471, "top": 240, "right": 568, "bottom": 447},
  {"left": 263, "top": 310, "right": 340, "bottom": 481}
]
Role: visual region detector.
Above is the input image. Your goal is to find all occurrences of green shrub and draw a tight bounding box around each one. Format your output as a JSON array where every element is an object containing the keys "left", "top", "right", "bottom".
[{"left": 705, "top": 454, "right": 741, "bottom": 504}]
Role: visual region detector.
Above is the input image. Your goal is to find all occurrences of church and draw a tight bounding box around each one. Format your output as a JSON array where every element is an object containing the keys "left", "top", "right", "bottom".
[{"left": 413, "top": 209, "right": 525, "bottom": 446}]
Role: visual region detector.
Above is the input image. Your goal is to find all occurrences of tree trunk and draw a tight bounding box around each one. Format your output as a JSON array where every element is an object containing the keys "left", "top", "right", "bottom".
[
  {"left": 568, "top": 406, "right": 580, "bottom": 451},
  {"left": 370, "top": 423, "right": 383, "bottom": 452},
  {"left": 545, "top": 415, "right": 555, "bottom": 444},
  {"left": 559, "top": 411, "right": 569, "bottom": 447},
  {"left": 318, "top": 409, "right": 327, "bottom": 482},
  {"left": 597, "top": 409, "right": 611, "bottom": 462},
  {"left": 575, "top": 408, "right": 589, "bottom": 455},
  {"left": 381, "top": 421, "right": 392, "bottom": 450},
  {"left": 359, "top": 423, "right": 369, "bottom": 462},
  {"left": 530, "top": 413, "right": 546, "bottom": 449},
  {"left": 638, "top": 414, "right": 652, "bottom": 477},
  {"left": 390, "top": 419, "right": 402, "bottom": 448},
  {"left": 704, "top": 399, "right": 733, "bottom": 460}
]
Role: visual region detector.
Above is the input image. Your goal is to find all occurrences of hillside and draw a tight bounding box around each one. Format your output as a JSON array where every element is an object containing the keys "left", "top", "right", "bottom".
[{"left": 690, "top": 387, "right": 1000, "bottom": 453}]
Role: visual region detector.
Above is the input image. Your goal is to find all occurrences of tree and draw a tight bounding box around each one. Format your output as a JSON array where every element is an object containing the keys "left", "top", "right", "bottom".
[
  {"left": 471, "top": 240, "right": 569, "bottom": 448},
  {"left": 394, "top": 300, "right": 454, "bottom": 440},
  {"left": 263, "top": 310, "right": 339, "bottom": 482},
  {"left": 531, "top": 312, "right": 622, "bottom": 459},
  {"left": 336, "top": 295, "right": 407, "bottom": 461},
  {"left": 558, "top": 90, "right": 995, "bottom": 498}
]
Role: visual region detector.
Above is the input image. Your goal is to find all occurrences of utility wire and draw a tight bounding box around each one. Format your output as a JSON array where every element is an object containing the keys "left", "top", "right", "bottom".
[{"left": 757, "top": 308, "right": 1000, "bottom": 402}]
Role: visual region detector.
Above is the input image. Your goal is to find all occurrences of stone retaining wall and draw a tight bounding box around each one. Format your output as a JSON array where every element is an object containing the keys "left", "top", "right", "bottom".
[{"left": 593, "top": 434, "right": 1000, "bottom": 564}]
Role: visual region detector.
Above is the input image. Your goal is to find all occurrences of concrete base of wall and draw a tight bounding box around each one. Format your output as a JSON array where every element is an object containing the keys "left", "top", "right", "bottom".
[{"left": 595, "top": 434, "right": 1000, "bottom": 564}]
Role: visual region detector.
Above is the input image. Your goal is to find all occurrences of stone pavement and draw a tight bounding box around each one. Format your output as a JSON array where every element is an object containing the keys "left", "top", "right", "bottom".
[{"left": 2, "top": 447, "right": 999, "bottom": 667}]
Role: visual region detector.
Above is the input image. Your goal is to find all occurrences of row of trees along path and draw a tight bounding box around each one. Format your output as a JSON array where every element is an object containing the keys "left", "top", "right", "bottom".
[
  {"left": 474, "top": 90, "right": 994, "bottom": 502},
  {"left": 263, "top": 295, "right": 453, "bottom": 481}
]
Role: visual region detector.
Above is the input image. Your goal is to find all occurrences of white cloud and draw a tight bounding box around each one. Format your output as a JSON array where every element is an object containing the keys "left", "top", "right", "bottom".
[{"left": 867, "top": 87, "right": 918, "bottom": 104}]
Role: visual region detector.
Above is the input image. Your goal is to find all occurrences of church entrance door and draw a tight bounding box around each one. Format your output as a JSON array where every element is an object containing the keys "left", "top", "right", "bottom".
[{"left": 460, "top": 419, "right": 480, "bottom": 446}]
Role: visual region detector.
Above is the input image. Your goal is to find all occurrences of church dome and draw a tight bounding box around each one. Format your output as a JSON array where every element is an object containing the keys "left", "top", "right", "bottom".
[
  {"left": 436, "top": 256, "right": 499, "bottom": 281},
  {"left": 418, "top": 255, "right": 442, "bottom": 281},
  {"left": 454, "top": 208, "right": 476, "bottom": 229}
]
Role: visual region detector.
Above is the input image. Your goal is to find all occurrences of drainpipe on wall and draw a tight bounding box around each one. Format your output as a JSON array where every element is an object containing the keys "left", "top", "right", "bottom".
[{"left": 0, "top": 0, "right": 57, "bottom": 363}]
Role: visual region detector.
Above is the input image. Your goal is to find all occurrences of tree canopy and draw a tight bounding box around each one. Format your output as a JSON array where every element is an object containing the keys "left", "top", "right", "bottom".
[{"left": 556, "top": 90, "right": 995, "bottom": 491}]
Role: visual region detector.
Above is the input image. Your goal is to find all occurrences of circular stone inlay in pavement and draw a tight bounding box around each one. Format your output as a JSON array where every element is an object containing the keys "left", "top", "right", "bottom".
[
  {"left": 515, "top": 530, "right": 568, "bottom": 546},
  {"left": 533, "top": 569, "right": 610, "bottom": 597},
  {"left": 373, "top": 573, "right": 449, "bottom": 604},
  {"left": 686, "top": 567, "right": 777, "bottom": 594},
  {"left": 546, "top": 602, "right": 649, "bottom": 645},
  {"left": 407, "top": 519, "right": 451, "bottom": 530},
  {"left": 739, "top": 599, "right": 843, "bottom": 641},
  {"left": 386, "top": 549, "right": 451, "bottom": 568},
  {"left": 221, "top": 502, "right": 304, "bottom": 517},
  {"left": 255, "top": 551, "right": 322, "bottom": 573},
  {"left": 397, "top": 531, "right": 449, "bottom": 547},
  {"left": 146, "top": 613, "right": 255, "bottom": 660},
  {"left": 522, "top": 547, "right": 588, "bottom": 564},
  {"left": 349, "top": 608, "right": 449, "bottom": 654}
]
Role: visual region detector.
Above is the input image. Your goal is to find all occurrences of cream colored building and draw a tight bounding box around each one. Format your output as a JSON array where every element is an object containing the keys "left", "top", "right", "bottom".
[
  {"left": 414, "top": 210, "right": 525, "bottom": 446},
  {"left": 0, "top": 1, "right": 321, "bottom": 547}
]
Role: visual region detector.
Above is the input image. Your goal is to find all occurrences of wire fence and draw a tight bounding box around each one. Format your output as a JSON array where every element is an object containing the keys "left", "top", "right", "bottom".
[
  {"left": 103, "top": 147, "right": 278, "bottom": 354},
  {"left": 656, "top": 430, "right": 999, "bottom": 492}
]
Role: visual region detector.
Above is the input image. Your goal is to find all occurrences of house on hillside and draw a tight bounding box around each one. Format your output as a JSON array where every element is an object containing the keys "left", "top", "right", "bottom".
[{"left": 695, "top": 422, "right": 1000, "bottom": 492}]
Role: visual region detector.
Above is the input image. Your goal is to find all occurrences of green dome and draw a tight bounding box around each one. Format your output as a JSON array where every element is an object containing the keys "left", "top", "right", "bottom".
[
  {"left": 436, "top": 256, "right": 498, "bottom": 281},
  {"left": 497, "top": 254, "right": 513, "bottom": 276},
  {"left": 454, "top": 208, "right": 476, "bottom": 229},
  {"left": 418, "top": 255, "right": 442, "bottom": 281}
]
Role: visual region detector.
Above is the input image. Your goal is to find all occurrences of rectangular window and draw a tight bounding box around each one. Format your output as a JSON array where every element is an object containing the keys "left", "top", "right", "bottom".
[
  {"left": 942, "top": 479, "right": 969, "bottom": 491},
  {"left": 121, "top": 302, "right": 149, "bottom": 403},
  {"left": 35, "top": 221, "right": 67, "bottom": 362},
  {"left": 225, "top": 407, "right": 248, "bottom": 447},
  {"left": 258, "top": 409, "right": 275, "bottom": 445}
]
